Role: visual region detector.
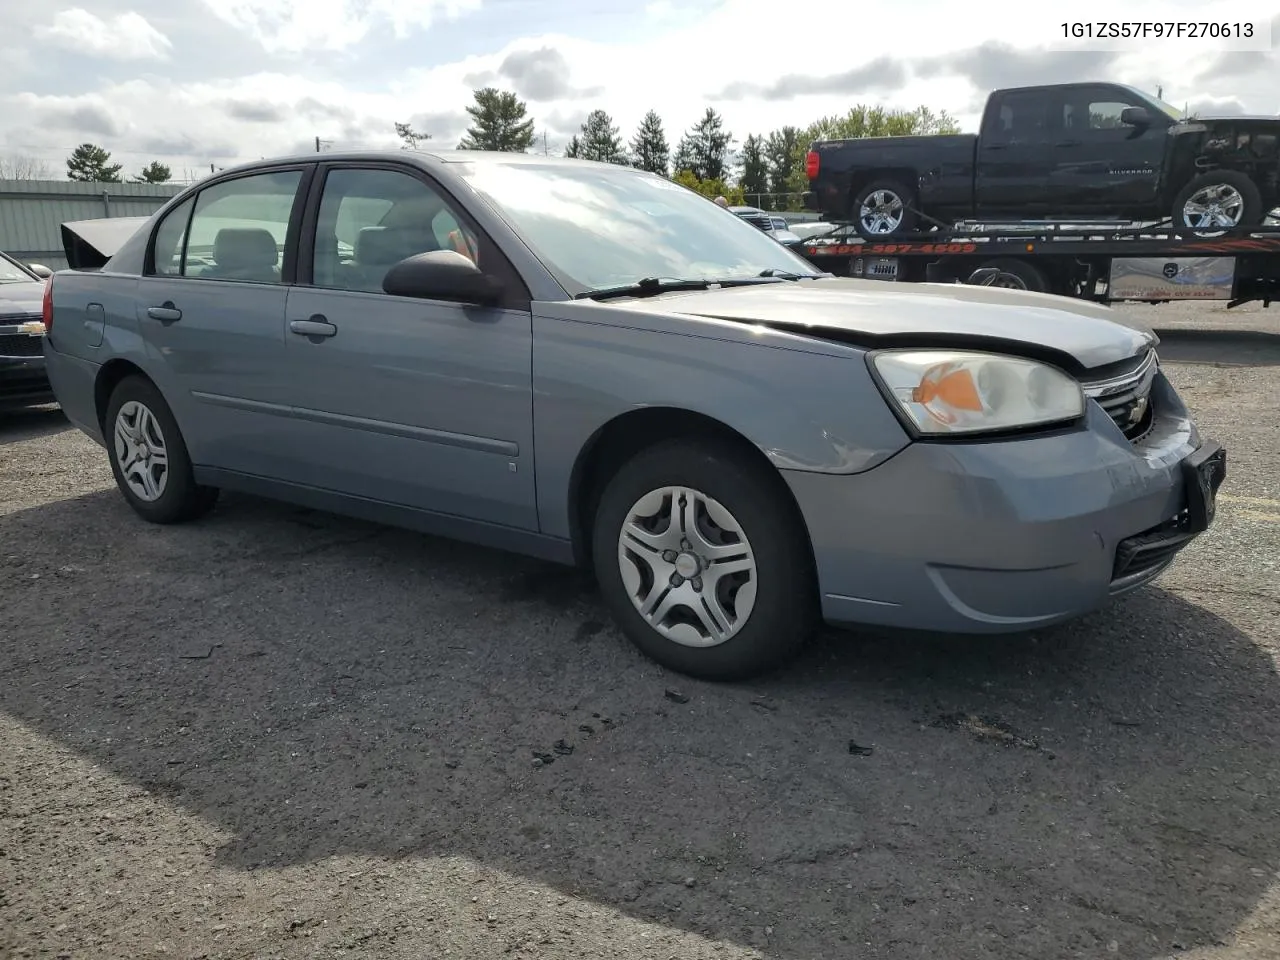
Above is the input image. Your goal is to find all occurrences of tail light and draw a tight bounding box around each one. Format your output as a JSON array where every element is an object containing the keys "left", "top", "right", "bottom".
[
  {"left": 41, "top": 275, "right": 54, "bottom": 332},
  {"left": 805, "top": 150, "right": 820, "bottom": 180}
]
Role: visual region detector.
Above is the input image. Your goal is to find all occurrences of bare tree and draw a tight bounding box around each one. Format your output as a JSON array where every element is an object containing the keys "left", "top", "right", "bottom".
[{"left": 0, "top": 154, "right": 53, "bottom": 180}]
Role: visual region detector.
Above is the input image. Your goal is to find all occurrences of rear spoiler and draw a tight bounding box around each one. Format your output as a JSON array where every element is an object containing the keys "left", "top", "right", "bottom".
[{"left": 60, "top": 217, "right": 148, "bottom": 270}]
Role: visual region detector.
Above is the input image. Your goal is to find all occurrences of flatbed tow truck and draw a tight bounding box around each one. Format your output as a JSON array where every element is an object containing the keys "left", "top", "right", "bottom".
[{"left": 796, "top": 220, "right": 1280, "bottom": 308}]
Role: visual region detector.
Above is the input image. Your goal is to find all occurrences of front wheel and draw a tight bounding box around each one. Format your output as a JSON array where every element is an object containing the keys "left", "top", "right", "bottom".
[
  {"left": 105, "top": 376, "right": 219, "bottom": 524},
  {"left": 1173, "top": 170, "right": 1263, "bottom": 233},
  {"left": 591, "top": 439, "right": 817, "bottom": 681}
]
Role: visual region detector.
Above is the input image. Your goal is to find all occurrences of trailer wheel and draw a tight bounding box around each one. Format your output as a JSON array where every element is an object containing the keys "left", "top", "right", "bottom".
[
  {"left": 850, "top": 179, "right": 919, "bottom": 240},
  {"left": 1173, "top": 170, "right": 1263, "bottom": 234},
  {"left": 975, "top": 258, "right": 1050, "bottom": 293}
]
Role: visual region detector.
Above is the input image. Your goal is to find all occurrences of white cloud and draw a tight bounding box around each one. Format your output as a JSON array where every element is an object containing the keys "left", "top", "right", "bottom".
[
  {"left": 35, "top": 8, "right": 173, "bottom": 62},
  {"left": 203, "top": 0, "right": 482, "bottom": 54},
  {"left": 2, "top": 0, "right": 1277, "bottom": 177}
]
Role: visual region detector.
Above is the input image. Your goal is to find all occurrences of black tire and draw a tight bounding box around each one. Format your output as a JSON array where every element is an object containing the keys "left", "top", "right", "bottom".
[
  {"left": 591, "top": 438, "right": 817, "bottom": 682},
  {"left": 104, "top": 375, "right": 219, "bottom": 524},
  {"left": 851, "top": 178, "right": 919, "bottom": 240},
  {"left": 977, "top": 257, "right": 1051, "bottom": 293},
  {"left": 1172, "top": 170, "right": 1263, "bottom": 233}
]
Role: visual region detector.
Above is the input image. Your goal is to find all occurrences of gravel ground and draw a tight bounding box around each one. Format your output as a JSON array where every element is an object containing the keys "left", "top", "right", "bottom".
[{"left": 1, "top": 302, "right": 1278, "bottom": 960}]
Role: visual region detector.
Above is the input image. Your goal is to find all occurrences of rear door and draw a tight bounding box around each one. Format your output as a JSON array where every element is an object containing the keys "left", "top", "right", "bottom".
[
  {"left": 974, "top": 89, "right": 1059, "bottom": 217},
  {"left": 280, "top": 161, "right": 538, "bottom": 531},
  {"left": 137, "top": 165, "right": 314, "bottom": 476},
  {"left": 1045, "top": 85, "right": 1167, "bottom": 216}
]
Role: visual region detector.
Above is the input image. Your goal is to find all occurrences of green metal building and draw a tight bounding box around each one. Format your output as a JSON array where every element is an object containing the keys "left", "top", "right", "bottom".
[{"left": 0, "top": 179, "right": 185, "bottom": 270}]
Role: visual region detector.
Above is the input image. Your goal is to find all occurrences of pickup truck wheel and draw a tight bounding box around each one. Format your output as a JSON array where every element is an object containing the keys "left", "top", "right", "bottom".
[
  {"left": 105, "top": 376, "right": 219, "bottom": 524},
  {"left": 851, "top": 179, "right": 918, "bottom": 240},
  {"left": 1174, "top": 171, "right": 1263, "bottom": 233},
  {"left": 591, "top": 439, "right": 817, "bottom": 682},
  {"left": 977, "top": 258, "right": 1050, "bottom": 293}
]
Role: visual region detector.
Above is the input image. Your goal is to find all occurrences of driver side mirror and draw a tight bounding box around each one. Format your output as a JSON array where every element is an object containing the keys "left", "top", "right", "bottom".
[
  {"left": 382, "top": 250, "right": 505, "bottom": 306},
  {"left": 27, "top": 263, "right": 53, "bottom": 279},
  {"left": 1120, "top": 107, "right": 1153, "bottom": 128}
]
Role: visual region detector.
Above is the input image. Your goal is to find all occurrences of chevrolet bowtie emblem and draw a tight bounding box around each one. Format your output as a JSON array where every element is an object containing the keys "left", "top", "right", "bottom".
[
  {"left": 1128, "top": 396, "right": 1149, "bottom": 424},
  {"left": 18, "top": 321, "right": 45, "bottom": 336}
]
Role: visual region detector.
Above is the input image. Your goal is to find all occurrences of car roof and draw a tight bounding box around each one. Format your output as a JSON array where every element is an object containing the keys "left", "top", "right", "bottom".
[{"left": 206, "top": 149, "right": 631, "bottom": 179}]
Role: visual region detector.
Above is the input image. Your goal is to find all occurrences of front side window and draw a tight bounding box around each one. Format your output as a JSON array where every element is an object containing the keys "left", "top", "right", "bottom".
[
  {"left": 1061, "top": 92, "right": 1139, "bottom": 132},
  {"left": 1085, "top": 101, "right": 1130, "bottom": 129},
  {"left": 455, "top": 161, "right": 822, "bottom": 295},
  {"left": 310, "top": 167, "right": 481, "bottom": 294},
  {"left": 181, "top": 170, "right": 302, "bottom": 283}
]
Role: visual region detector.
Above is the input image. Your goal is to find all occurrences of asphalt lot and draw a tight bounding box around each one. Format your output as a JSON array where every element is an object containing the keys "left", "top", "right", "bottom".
[{"left": 2, "top": 301, "right": 1278, "bottom": 960}]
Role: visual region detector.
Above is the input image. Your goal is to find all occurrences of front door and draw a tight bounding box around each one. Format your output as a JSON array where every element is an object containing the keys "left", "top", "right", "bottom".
[
  {"left": 281, "top": 163, "right": 538, "bottom": 531},
  {"left": 136, "top": 166, "right": 313, "bottom": 477},
  {"left": 1045, "top": 86, "right": 1167, "bottom": 217}
]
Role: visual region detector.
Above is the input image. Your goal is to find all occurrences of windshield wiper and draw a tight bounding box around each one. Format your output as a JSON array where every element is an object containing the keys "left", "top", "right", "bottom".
[
  {"left": 757, "top": 268, "right": 808, "bottom": 279},
  {"left": 576, "top": 277, "right": 715, "bottom": 301},
  {"left": 576, "top": 275, "right": 784, "bottom": 301}
]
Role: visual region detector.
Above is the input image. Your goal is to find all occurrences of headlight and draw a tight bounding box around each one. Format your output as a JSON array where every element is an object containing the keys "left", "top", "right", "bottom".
[{"left": 869, "top": 350, "right": 1084, "bottom": 436}]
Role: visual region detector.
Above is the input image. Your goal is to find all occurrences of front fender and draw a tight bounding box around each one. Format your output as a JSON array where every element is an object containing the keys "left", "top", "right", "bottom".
[{"left": 531, "top": 307, "right": 910, "bottom": 540}]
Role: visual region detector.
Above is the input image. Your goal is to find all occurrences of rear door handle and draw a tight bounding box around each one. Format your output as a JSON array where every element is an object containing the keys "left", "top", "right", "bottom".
[
  {"left": 289, "top": 316, "right": 337, "bottom": 338},
  {"left": 983, "top": 143, "right": 1007, "bottom": 151},
  {"left": 147, "top": 303, "right": 182, "bottom": 323},
  {"left": 1055, "top": 139, "right": 1081, "bottom": 147}
]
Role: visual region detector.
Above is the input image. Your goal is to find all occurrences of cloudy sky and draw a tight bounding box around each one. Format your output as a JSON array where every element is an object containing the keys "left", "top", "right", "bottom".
[{"left": 0, "top": 0, "right": 1276, "bottom": 182}]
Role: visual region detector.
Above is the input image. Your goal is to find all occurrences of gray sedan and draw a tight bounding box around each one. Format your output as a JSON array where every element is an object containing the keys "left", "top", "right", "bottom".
[{"left": 42, "top": 151, "right": 1226, "bottom": 680}]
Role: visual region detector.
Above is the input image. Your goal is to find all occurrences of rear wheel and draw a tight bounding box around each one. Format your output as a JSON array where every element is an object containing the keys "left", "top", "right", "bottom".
[
  {"left": 976, "top": 257, "right": 1051, "bottom": 293},
  {"left": 591, "top": 439, "right": 817, "bottom": 681},
  {"left": 851, "top": 179, "right": 918, "bottom": 240},
  {"left": 105, "top": 376, "right": 218, "bottom": 524}
]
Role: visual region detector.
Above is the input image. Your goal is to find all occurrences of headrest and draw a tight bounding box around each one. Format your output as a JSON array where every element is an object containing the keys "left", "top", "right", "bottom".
[
  {"left": 212, "top": 228, "right": 278, "bottom": 269},
  {"left": 355, "top": 226, "right": 434, "bottom": 267}
]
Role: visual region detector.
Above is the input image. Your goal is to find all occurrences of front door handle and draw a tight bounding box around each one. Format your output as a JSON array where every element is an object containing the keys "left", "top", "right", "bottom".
[
  {"left": 1055, "top": 139, "right": 1081, "bottom": 147},
  {"left": 147, "top": 303, "right": 182, "bottom": 323},
  {"left": 289, "top": 316, "right": 337, "bottom": 338}
]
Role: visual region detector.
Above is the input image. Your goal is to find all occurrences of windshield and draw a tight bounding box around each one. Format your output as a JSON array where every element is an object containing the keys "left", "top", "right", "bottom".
[
  {"left": 455, "top": 161, "right": 823, "bottom": 294},
  {"left": 1134, "top": 87, "right": 1185, "bottom": 121},
  {"left": 0, "top": 253, "right": 36, "bottom": 284}
]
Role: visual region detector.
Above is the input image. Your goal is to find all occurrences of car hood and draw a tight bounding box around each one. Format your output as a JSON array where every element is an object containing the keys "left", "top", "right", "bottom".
[
  {"left": 619, "top": 277, "right": 1157, "bottom": 371},
  {"left": 0, "top": 279, "right": 46, "bottom": 318},
  {"left": 1194, "top": 114, "right": 1279, "bottom": 122}
]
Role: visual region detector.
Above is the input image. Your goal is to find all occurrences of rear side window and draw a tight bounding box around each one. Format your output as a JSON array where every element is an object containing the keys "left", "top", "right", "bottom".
[
  {"left": 151, "top": 197, "right": 195, "bottom": 276},
  {"left": 986, "top": 91, "right": 1054, "bottom": 139},
  {"left": 183, "top": 170, "right": 302, "bottom": 283}
]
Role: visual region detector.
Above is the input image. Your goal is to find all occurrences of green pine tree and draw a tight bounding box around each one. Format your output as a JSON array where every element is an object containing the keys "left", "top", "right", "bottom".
[
  {"left": 66, "top": 143, "right": 122, "bottom": 183},
  {"left": 457, "top": 88, "right": 536, "bottom": 152},
  {"left": 578, "top": 110, "right": 627, "bottom": 164},
  {"left": 682, "top": 108, "right": 733, "bottom": 182},
  {"left": 629, "top": 110, "right": 670, "bottom": 175},
  {"left": 133, "top": 161, "right": 171, "bottom": 183},
  {"left": 737, "top": 134, "right": 769, "bottom": 207}
]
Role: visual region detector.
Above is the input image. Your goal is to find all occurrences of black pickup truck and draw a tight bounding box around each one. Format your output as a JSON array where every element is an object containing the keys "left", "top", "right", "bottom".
[{"left": 805, "top": 82, "right": 1280, "bottom": 240}]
